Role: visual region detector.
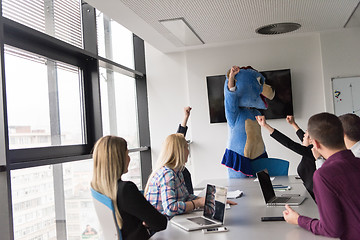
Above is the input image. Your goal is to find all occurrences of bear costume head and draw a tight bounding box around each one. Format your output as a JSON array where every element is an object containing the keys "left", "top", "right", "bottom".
[{"left": 226, "top": 66, "right": 275, "bottom": 109}]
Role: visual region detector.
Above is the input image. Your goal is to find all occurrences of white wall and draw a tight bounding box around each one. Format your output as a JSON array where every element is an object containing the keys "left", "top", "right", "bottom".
[
  {"left": 319, "top": 27, "right": 360, "bottom": 113},
  {"left": 144, "top": 45, "right": 191, "bottom": 169},
  {"left": 145, "top": 33, "right": 328, "bottom": 186}
]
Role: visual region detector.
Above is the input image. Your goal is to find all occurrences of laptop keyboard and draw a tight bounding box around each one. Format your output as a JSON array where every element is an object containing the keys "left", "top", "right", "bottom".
[
  {"left": 272, "top": 197, "right": 290, "bottom": 203},
  {"left": 188, "top": 217, "right": 215, "bottom": 226}
]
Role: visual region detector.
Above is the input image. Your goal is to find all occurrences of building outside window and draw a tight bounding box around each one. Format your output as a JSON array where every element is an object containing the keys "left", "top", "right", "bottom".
[{"left": 0, "top": 1, "right": 150, "bottom": 240}]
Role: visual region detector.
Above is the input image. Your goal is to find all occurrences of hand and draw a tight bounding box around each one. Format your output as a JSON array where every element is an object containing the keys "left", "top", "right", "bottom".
[
  {"left": 194, "top": 197, "right": 205, "bottom": 208},
  {"left": 283, "top": 204, "right": 299, "bottom": 225},
  {"left": 229, "top": 66, "right": 240, "bottom": 79},
  {"left": 226, "top": 200, "right": 237, "bottom": 205},
  {"left": 311, "top": 147, "right": 321, "bottom": 160},
  {"left": 184, "top": 106, "right": 192, "bottom": 118},
  {"left": 255, "top": 115, "right": 266, "bottom": 127},
  {"left": 302, "top": 130, "right": 310, "bottom": 147},
  {"left": 286, "top": 115, "right": 295, "bottom": 125}
]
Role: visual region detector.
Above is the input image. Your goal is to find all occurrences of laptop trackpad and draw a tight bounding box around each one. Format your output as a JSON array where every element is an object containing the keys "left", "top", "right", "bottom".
[
  {"left": 286, "top": 197, "right": 305, "bottom": 204},
  {"left": 188, "top": 217, "right": 215, "bottom": 226}
]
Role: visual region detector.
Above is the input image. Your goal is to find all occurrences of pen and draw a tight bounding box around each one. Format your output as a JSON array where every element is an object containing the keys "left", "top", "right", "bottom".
[{"left": 273, "top": 185, "right": 289, "bottom": 188}]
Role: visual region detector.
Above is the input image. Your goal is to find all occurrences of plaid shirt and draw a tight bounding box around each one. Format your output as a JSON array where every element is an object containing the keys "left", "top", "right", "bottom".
[{"left": 146, "top": 166, "right": 197, "bottom": 218}]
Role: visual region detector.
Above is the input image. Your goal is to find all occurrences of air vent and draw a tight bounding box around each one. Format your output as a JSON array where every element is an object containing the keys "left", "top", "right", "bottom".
[{"left": 256, "top": 22, "right": 301, "bottom": 35}]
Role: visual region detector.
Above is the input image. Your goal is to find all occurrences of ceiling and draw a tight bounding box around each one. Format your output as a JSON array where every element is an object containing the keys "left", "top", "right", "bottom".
[{"left": 86, "top": 0, "right": 360, "bottom": 53}]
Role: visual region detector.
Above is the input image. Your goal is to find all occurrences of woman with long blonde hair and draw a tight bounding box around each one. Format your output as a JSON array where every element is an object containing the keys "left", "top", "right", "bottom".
[
  {"left": 91, "top": 135, "right": 167, "bottom": 240},
  {"left": 145, "top": 133, "right": 205, "bottom": 218}
]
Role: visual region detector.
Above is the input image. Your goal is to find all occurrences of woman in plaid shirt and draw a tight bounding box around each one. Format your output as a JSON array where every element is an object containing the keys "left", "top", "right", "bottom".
[{"left": 144, "top": 133, "right": 205, "bottom": 218}]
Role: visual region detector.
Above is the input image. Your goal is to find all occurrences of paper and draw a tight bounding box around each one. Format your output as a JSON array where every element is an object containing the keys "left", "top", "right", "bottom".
[
  {"left": 227, "top": 190, "right": 243, "bottom": 199},
  {"left": 254, "top": 177, "right": 275, "bottom": 182}
]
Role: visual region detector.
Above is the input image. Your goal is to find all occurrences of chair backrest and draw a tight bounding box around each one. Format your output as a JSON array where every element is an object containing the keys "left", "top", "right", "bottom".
[
  {"left": 251, "top": 158, "right": 289, "bottom": 176},
  {"left": 90, "top": 187, "right": 122, "bottom": 240}
]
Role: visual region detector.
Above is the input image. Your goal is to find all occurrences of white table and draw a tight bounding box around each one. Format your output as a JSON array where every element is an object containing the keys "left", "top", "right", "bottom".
[{"left": 150, "top": 176, "right": 338, "bottom": 240}]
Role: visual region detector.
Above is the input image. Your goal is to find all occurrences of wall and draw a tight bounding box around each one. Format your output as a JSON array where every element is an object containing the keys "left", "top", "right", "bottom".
[
  {"left": 319, "top": 27, "right": 360, "bottom": 113},
  {"left": 145, "top": 33, "right": 326, "bottom": 185},
  {"left": 144, "top": 45, "right": 192, "bottom": 170}
]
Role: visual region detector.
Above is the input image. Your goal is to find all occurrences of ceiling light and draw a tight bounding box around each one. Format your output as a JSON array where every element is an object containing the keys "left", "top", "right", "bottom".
[
  {"left": 256, "top": 22, "right": 301, "bottom": 35},
  {"left": 159, "top": 17, "right": 204, "bottom": 46}
]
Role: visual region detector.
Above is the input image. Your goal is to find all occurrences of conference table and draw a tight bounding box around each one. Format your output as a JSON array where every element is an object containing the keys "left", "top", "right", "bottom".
[{"left": 150, "top": 176, "right": 338, "bottom": 240}]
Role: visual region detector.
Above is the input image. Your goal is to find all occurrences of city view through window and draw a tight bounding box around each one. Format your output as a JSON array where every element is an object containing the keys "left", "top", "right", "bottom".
[{"left": 5, "top": 7, "right": 143, "bottom": 240}]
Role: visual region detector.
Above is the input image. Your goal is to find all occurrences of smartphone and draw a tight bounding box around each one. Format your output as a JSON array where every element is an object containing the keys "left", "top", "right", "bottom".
[
  {"left": 261, "top": 216, "right": 285, "bottom": 221},
  {"left": 202, "top": 227, "right": 228, "bottom": 234}
]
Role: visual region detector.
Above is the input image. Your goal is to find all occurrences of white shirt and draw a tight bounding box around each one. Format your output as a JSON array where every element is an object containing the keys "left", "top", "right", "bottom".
[
  {"left": 350, "top": 141, "right": 360, "bottom": 158},
  {"left": 315, "top": 156, "right": 325, "bottom": 169}
]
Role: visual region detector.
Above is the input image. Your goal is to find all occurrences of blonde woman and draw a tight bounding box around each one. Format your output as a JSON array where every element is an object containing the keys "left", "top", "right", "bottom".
[
  {"left": 145, "top": 133, "right": 205, "bottom": 218},
  {"left": 91, "top": 136, "right": 167, "bottom": 240}
]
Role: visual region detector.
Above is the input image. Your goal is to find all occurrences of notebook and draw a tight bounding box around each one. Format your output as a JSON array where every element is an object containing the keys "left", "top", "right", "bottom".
[
  {"left": 256, "top": 170, "right": 306, "bottom": 206},
  {"left": 170, "top": 184, "right": 227, "bottom": 231}
]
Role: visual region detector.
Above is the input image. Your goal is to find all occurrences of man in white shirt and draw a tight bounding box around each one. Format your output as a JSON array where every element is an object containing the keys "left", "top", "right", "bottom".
[{"left": 339, "top": 113, "right": 360, "bottom": 158}]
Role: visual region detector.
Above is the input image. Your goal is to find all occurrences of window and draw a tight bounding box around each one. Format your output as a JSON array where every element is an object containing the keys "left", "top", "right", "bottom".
[
  {"left": 96, "top": 11, "right": 134, "bottom": 69},
  {"left": 2, "top": 0, "right": 83, "bottom": 48},
  {"left": 1, "top": 2, "right": 150, "bottom": 240},
  {"left": 10, "top": 166, "right": 57, "bottom": 240},
  {"left": 99, "top": 68, "right": 140, "bottom": 149},
  {"left": 4, "top": 46, "right": 86, "bottom": 149}
]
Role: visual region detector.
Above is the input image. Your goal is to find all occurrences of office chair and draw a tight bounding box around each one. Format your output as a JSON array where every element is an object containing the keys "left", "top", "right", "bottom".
[
  {"left": 251, "top": 158, "right": 289, "bottom": 176},
  {"left": 90, "top": 187, "right": 122, "bottom": 240}
]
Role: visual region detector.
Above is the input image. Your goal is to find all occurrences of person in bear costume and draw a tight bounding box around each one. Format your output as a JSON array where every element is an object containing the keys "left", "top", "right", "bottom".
[{"left": 221, "top": 66, "right": 275, "bottom": 178}]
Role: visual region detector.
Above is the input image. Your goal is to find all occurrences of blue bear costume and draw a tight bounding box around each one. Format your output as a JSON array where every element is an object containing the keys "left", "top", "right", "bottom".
[{"left": 221, "top": 67, "right": 275, "bottom": 177}]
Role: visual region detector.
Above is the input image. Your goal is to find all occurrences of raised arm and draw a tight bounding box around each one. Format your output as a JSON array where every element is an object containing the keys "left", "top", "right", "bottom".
[
  {"left": 177, "top": 106, "right": 191, "bottom": 136},
  {"left": 257, "top": 116, "right": 313, "bottom": 158},
  {"left": 181, "top": 106, "right": 191, "bottom": 127},
  {"left": 256, "top": 115, "right": 274, "bottom": 134},
  {"left": 286, "top": 115, "right": 300, "bottom": 131},
  {"left": 227, "top": 66, "right": 240, "bottom": 90}
]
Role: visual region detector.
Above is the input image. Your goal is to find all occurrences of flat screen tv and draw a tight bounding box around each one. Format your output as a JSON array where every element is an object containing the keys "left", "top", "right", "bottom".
[{"left": 206, "top": 69, "right": 294, "bottom": 123}]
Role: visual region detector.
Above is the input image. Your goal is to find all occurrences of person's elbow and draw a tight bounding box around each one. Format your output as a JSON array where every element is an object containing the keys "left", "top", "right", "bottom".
[
  {"left": 159, "top": 215, "right": 168, "bottom": 231},
  {"left": 151, "top": 214, "right": 168, "bottom": 231},
  {"left": 163, "top": 202, "right": 185, "bottom": 218}
]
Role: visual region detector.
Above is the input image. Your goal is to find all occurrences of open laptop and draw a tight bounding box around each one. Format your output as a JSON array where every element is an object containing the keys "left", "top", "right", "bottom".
[
  {"left": 170, "top": 184, "right": 227, "bottom": 231},
  {"left": 256, "top": 170, "right": 306, "bottom": 206}
]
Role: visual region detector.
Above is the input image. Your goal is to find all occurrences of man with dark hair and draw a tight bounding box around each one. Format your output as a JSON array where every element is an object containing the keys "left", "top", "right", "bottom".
[
  {"left": 339, "top": 113, "right": 360, "bottom": 157},
  {"left": 282, "top": 112, "right": 360, "bottom": 240}
]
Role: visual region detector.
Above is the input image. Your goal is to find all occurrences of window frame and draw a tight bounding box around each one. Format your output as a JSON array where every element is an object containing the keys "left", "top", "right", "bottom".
[
  {"left": 1, "top": 5, "right": 150, "bottom": 174},
  {"left": 0, "top": 2, "right": 152, "bottom": 240}
]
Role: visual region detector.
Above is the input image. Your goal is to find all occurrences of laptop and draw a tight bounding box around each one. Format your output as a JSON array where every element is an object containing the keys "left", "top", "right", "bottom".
[
  {"left": 170, "top": 184, "right": 227, "bottom": 231},
  {"left": 256, "top": 170, "right": 306, "bottom": 206}
]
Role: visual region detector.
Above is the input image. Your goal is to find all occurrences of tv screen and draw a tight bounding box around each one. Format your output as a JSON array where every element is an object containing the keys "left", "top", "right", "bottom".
[{"left": 206, "top": 69, "right": 294, "bottom": 123}]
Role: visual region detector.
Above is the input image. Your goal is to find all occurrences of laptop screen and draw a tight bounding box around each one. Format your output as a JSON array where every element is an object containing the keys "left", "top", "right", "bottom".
[
  {"left": 256, "top": 170, "right": 276, "bottom": 203},
  {"left": 203, "top": 184, "right": 227, "bottom": 222}
]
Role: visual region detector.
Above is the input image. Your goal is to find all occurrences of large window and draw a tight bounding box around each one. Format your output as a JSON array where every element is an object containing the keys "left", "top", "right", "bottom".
[
  {"left": 0, "top": 2, "right": 151, "bottom": 240},
  {"left": 5, "top": 46, "right": 86, "bottom": 149}
]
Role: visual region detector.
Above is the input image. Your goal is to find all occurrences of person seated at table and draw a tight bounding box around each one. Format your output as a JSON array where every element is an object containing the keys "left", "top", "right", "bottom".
[
  {"left": 91, "top": 136, "right": 167, "bottom": 240},
  {"left": 144, "top": 133, "right": 205, "bottom": 218},
  {"left": 255, "top": 115, "right": 324, "bottom": 200},
  {"left": 339, "top": 113, "right": 360, "bottom": 157},
  {"left": 177, "top": 106, "right": 194, "bottom": 194},
  {"left": 283, "top": 112, "right": 360, "bottom": 240}
]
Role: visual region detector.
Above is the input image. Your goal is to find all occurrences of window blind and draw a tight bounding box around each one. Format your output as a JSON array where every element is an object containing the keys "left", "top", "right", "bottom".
[{"left": 3, "top": 0, "right": 83, "bottom": 48}]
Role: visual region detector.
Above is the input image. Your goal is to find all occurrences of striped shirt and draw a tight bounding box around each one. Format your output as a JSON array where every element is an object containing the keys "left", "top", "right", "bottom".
[{"left": 146, "top": 166, "right": 197, "bottom": 218}]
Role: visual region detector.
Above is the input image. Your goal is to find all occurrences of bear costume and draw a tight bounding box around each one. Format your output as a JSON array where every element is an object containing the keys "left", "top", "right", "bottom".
[{"left": 221, "top": 66, "right": 275, "bottom": 177}]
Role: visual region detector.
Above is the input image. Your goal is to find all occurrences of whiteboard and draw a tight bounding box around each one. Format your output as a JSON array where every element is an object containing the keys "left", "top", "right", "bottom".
[{"left": 332, "top": 76, "right": 360, "bottom": 117}]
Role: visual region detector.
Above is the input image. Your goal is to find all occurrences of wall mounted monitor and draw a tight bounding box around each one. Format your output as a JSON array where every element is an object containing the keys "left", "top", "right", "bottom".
[{"left": 206, "top": 69, "right": 294, "bottom": 123}]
